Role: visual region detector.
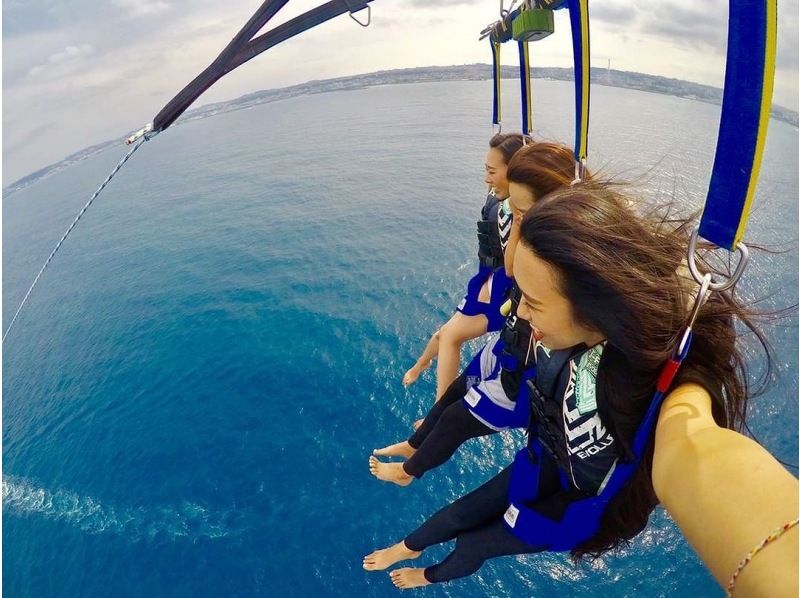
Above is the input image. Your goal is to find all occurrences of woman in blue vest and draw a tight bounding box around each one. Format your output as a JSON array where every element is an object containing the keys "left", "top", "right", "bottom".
[
  {"left": 364, "top": 181, "right": 771, "bottom": 588},
  {"left": 371, "top": 142, "right": 580, "bottom": 486},
  {"left": 401, "top": 133, "right": 527, "bottom": 406}
]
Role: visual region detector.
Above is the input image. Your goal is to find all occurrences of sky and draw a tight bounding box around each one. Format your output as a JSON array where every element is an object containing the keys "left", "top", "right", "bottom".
[{"left": 3, "top": 0, "right": 798, "bottom": 185}]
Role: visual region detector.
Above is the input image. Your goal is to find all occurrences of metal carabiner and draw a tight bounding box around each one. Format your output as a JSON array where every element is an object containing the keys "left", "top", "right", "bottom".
[
  {"left": 677, "top": 272, "right": 712, "bottom": 357},
  {"left": 686, "top": 227, "right": 750, "bottom": 292},
  {"left": 687, "top": 273, "right": 712, "bottom": 331},
  {"left": 348, "top": 3, "right": 370, "bottom": 27}
]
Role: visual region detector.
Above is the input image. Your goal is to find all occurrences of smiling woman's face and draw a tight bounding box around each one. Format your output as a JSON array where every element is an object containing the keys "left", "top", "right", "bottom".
[
  {"left": 512, "top": 243, "right": 605, "bottom": 350},
  {"left": 484, "top": 148, "right": 510, "bottom": 198}
]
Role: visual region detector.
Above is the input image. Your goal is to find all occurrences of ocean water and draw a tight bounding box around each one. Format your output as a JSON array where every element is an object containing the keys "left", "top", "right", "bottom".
[{"left": 3, "top": 80, "right": 797, "bottom": 597}]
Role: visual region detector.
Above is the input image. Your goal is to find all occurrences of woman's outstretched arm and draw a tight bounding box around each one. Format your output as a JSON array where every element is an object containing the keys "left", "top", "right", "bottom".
[{"left": 653, "top": 383, "right": 798, "bottom": 597}]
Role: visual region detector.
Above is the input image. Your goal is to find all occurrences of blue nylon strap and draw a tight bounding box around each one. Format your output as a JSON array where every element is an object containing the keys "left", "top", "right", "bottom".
[
  {"left": 504, "top": 333, "right": 694, "bottom": 549},
  {"left": 603, "top": 332, "right": 694, "bottom": 497},
  {"left": 458, "top": 265, "right": 495, "bottom": 317},
  {"left": 518, "top": 40, "right": 533, "bottom": 136},
  {"left": 566, "top": 0, "right": 590, "bottom": 163},
  {"left": 491, "top": 39, "right": 502, "bottom": 127},
  {"left": 630, "top": 332, "right": 693, "bottom": 456},
  {"left": 699, "top": 0, "right": 777, "bottom": 251},
  {"left": 505, "top": 445, "right": 605, "bottom": 552}
]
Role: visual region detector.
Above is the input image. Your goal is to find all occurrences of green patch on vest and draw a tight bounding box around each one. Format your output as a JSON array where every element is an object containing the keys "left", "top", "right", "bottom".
[
  {"left": 575, "top": 344, "right": 603, "bottom": 415},
  {"left": 500, "top": 198, "right": 512, "bottom": 217}
]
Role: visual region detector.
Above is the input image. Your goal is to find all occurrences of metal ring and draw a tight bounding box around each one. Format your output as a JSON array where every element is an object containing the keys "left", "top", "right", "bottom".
[
  {"left": 571, "top": 159, "right": 585, "bottom": 185},
  {"left": 479, "top": 21, "right": 496, "bottom": 40},
  {"left": 686, "top": 227, "right": 750, "bottom": 292},
  {"left": 349, "top": 5, "right": 370, "bottom": 27}
]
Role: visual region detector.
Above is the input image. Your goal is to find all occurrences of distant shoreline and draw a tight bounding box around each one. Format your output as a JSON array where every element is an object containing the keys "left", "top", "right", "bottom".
[{"left": 6, "top": 64, "right": 797, "bottom": 195}]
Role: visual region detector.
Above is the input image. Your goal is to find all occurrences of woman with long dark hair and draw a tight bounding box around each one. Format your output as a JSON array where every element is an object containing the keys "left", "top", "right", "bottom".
[
  {"left": 400, "top": 133, "right": 526, "bottom": 405},
  {"left": 370, "top": 142, "right": 580, "bottom": 486},
  {"left": 364, "top": 181, "right": 796, "bottom": 593}
]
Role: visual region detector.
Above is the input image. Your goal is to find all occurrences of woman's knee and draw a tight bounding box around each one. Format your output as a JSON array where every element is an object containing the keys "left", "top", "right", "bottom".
[
  {"left": 439, "top": 318, "right": 471, "bottom": 346},
  {"left": 438, "top": 320, "right": 457, "bottom": 343},
  {"left": 440, "top": 505, "right": 481, "bottom": 534},
  {"left": 437, "top": 403, "right": 469, "bottom": 437}
]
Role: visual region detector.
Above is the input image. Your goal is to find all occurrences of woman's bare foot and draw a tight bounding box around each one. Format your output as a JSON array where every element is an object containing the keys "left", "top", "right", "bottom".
[
  {"left": 373, "top": 441, "right": 416, "bottom": 459},
  {"left": 369, "top": 456, "right": 413, "bottom": 486},
  {"left": 402, "top": 362, "right": 429, "bottom": 387},
  {"left": 390, "top": 567, "right": 430, "bottom": 589},
  {"left": 363, "top": 541, "right": 421, "bottom": 571}
]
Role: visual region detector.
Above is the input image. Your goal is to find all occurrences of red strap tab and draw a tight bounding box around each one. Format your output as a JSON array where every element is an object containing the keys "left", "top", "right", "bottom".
[{"left": 657, "top": 358, "right": 682, "bottom": 393}]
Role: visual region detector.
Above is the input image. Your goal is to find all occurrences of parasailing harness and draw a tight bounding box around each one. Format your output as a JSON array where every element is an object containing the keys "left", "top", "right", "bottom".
[{"left": 499, "top": 0, "right": 779, "bottom": 552}]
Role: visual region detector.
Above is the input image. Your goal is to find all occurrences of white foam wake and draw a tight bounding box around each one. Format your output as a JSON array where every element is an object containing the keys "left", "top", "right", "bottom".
[{"left": 3, "top": 474, "right": 242, "bottom": 541}]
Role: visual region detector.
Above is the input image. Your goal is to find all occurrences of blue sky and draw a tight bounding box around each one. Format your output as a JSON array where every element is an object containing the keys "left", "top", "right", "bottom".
[{"left": 3, "top": 0, "right": 798, "bottom": 184}]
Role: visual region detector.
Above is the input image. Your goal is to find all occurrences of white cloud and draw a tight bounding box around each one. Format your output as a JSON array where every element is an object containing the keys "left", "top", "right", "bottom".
[
  {"left": 49, "top": 44, "right": 94, "bottom": 64},
  {"left": 111, "top": 0, "right": 171, "bottom": 18},
  {"left": 3, "top": 0, "right": 798, "bottom": 184},
  {"left": 25, "top": 43, "right": 95, "bottom": 78}
]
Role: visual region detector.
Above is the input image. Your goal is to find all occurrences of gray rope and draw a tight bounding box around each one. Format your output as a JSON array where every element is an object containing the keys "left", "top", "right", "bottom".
[{"left": 3, "top": 136, "right": 149, "bottom": 344}]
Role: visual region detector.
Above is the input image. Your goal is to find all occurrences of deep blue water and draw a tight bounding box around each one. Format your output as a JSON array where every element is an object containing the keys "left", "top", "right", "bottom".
[{"left": 3, "top": 80, "right": 798, "bottom": 597}]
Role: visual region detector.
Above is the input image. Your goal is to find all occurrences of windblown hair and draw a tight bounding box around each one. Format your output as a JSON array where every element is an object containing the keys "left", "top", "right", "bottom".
[
  {"left": 489, "top": 132, "right": 533, "bottom": 164},
  {"left": 506, "top": 141, "right": 587, "bottom": 197},
  {"left": 517, "top": 183, "right": 771, "bottom": 559}
]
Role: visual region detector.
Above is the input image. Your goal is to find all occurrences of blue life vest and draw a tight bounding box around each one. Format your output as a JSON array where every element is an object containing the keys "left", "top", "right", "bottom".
[
  {"left": 462, "top": 286, "right": 536, "bottom": 430},
  {"left": 502, "top": 342, "right": 673, "bottom": 551},
  {"left": 458, "top": 195, "right": 514, "bottom": 331}
]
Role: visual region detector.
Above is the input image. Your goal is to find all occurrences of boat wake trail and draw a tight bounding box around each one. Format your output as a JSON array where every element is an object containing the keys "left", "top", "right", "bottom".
[{"left": 2, "top": 474, "right": 245, "bottom": 542}]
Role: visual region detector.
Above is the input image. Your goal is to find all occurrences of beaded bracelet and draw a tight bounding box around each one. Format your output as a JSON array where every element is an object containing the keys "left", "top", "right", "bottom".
[{"left": 726, "top": 518, "right": 799, "bottom": 596}]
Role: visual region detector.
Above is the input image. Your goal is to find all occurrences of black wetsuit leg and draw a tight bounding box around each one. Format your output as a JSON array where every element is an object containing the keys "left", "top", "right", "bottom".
[
  {"left": 407, "top": 372, "right": 469, "bottom": 448},
  {"left": 403, "top": 373, "right": 495, "bottom": 479},
  {"left": 403, "top": 466, "right": 545, "bottom": 583}
]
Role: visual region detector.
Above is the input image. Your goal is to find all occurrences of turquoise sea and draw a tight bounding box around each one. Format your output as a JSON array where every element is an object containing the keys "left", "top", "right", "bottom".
[{"left": 3, "top": 80, "right": 798, "bottom": 597}]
